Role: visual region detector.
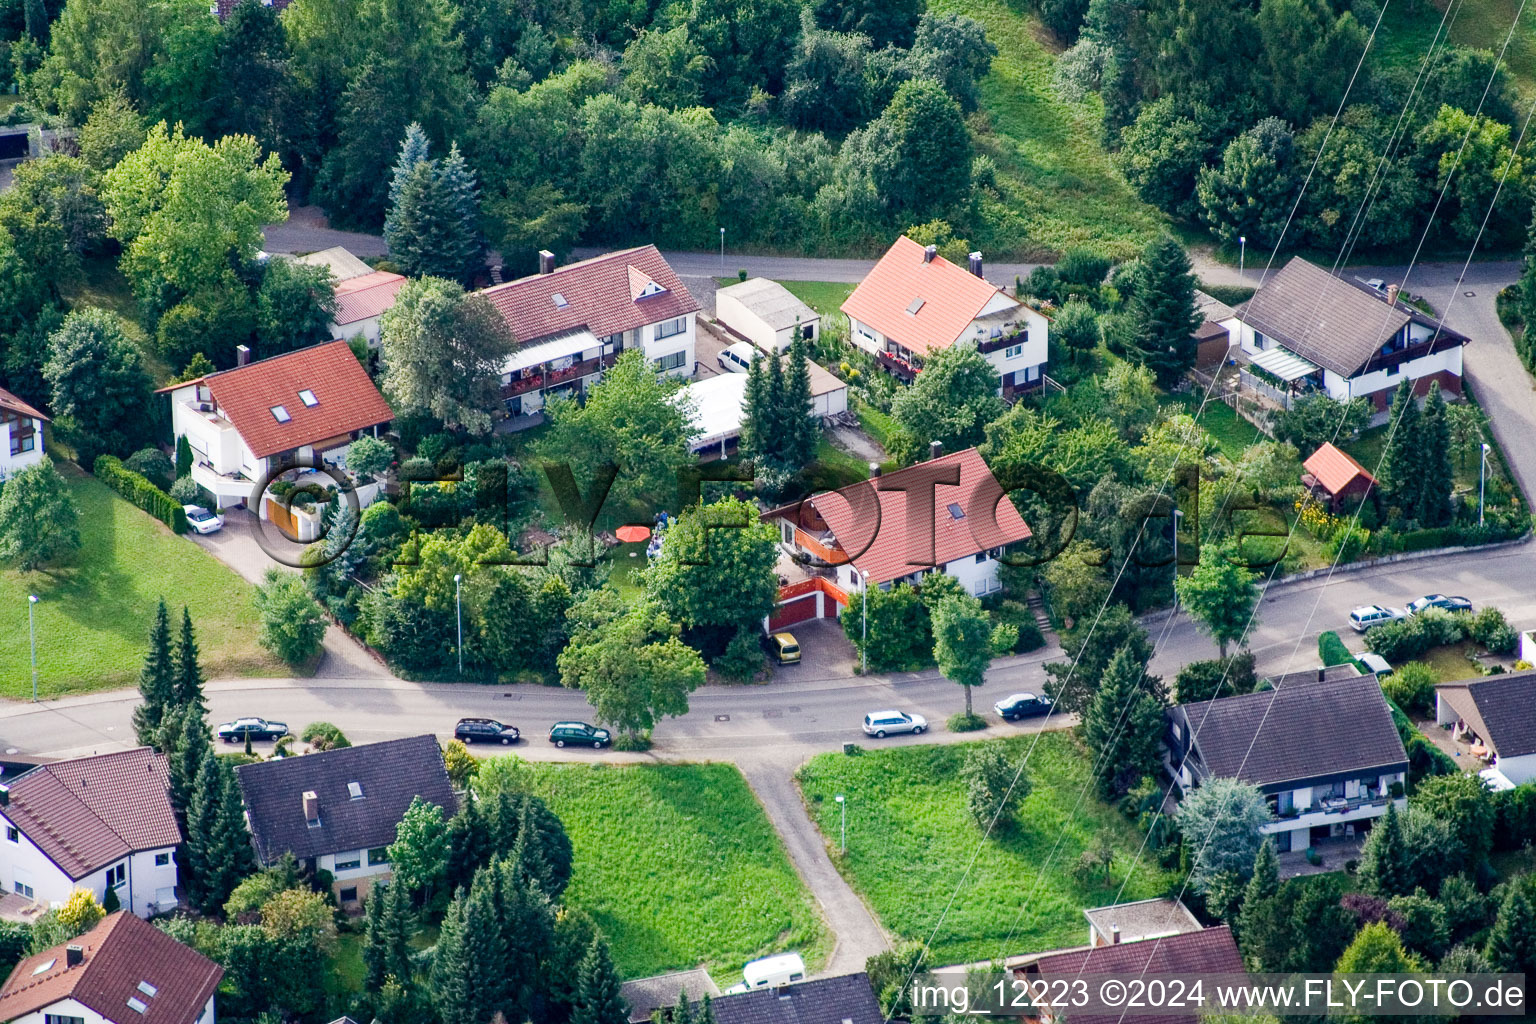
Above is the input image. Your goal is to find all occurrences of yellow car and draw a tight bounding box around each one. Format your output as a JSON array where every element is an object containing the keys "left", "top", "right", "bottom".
[{"left": 769, "top": 632, "right": 801, "bottom": 665}]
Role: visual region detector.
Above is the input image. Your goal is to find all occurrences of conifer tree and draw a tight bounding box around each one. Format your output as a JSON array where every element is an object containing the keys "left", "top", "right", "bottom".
[
  {"left": 1080, "top": 644, "right": 1167, "bottom": 799},
  {"left": 446, "top": 794, "right": 490, "bottom": 895},
  {"left": 385, "top": 142, "right": 485, "bottom": 285},
  {"left": 1129, "top": 233, "right": 1202, "bottom": 386},
  {"left": 463, "top": 863, "right": 511, "bottom": 1021},
  {"left": 668, "top": 991, "right": 694, "bottom": 1024},
  {"left": 430, "top": 893, "right": 475, "bottom": 1024},
  {"left": 497, "top": 855, "right": 557, "bottom": 1021},
  {"left": 385, "top": 124, "right": 432, "bottom": 238},
  {"left": 1484, "top": 883, "right": 1536, "bottom": 976},
  {"left": 1237, "top": 840, "right": 1279, "bottom": 943},
  {"left": 164, "top": 705, "right": 209, "bottom": 830},
  {"left": 783, "top": 333, "right": 816, "bottom": 469},
  {"left": 133, "top": 601, "right": 175, "bottom": 746},
  {"left": 1360, "top": 801, "right": 1410, "bottom": 897},
  {"left": 363, "top": 880, "right": 417, "bottom": 990},
  {"left": 184, "top": 751, "right": 257, "bottom": 912},
  {"left": 740, "top": 351, "right": 772, "bottom": 466},
  {"left": 1380, "top": 380, "right": 1422, "bottom": 516},
  {"left": 571, "top": 936, "right": 629, "bottom": 1024},
  {"left": 172, "top": 607, "right": 206, "bottom": 716},
  {"left": 1417, "top": 382, "right": 1454, "bottom": 527},
  {"left": 696, "top": 994, "right": 716, "bottom": 1024}
]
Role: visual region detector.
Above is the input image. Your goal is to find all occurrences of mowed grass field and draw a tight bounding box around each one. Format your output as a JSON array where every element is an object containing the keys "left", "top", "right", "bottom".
[
  {"left": 516, "top": 761, "right": 828, "bottom": 981},
  {"left": 0, "top": 463, "right": 281, "bottom": 698},
  {"left": 797, "top": 734, "right": 1181, "bottom": 966},
  {"left": 1378, "top": 0, "right": 1536, "bottom": 99}
]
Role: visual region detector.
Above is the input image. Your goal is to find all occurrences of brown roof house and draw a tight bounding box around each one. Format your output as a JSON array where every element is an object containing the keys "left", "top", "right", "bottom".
[
  {"left": 235, "top": 735, "right": 456, "bottom": 907},
  {"left": 484, "top": 246, "right": 700, "bottom": 419},
  {"left": 0, "top": 750, "right": 182, "bottom": 920},
  {"left": 1434, "top": 670, "right": 1536, "bottom": 790},
  {"left": 1302, "top": 442, "right": 1377, "bottom": 510},
  {"left": 0, "top": 912, "right": 221, "bottom": 1024},
  {"left": 1236, "top": 258, "right": 1469, "bottom": 417},
  {"left": 328, "top": 270, "right": 408, "bottom": 348},
  {"left": 159, "top": 340, "right": 393, "bottom": 532},
  {"left": 0, "top": 385, "right": 46, "bottom": 482},
  {"left": 842, "top": 236, "right": 1049, "bottom": 397}
]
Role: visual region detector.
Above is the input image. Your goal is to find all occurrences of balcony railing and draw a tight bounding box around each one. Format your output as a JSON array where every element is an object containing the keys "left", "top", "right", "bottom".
[
  {"left": 877, "top": 351, "right": 921, "bottom": 379},
  {"left": 503, "top": 353, "right": 617, "bottom": 398},
  {"left": 977, "top": 332, "right": 1026, "bottom": 355}
]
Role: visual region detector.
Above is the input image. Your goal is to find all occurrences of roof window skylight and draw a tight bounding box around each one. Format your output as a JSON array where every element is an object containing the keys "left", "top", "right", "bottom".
[
  {"left": 906, "top": 297, "right": 925, "bottom": 314},
  {"left": 552, "top": 293, "right": 569, "bottom": 309},
  {"left": 127, "top": 998, "right": 148, "bottom": 1014},
  {"left": 298, "top": 389, "right": 318, "bottom": 407},
  {"left": 270, "top": 405, "right": 291, "bottom": 423}
]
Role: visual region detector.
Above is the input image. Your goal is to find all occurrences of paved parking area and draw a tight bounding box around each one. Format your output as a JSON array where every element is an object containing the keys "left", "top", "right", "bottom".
[
  {"left": 772, "top": 617, "right": 857, "bottom": 680},
  {"left": 693, "top": 318, "right": 734, "bottom": 379}
]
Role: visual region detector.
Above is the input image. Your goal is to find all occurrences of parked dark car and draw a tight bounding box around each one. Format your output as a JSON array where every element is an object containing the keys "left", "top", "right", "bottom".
[
  {"left": 216, "top": 717, "right": 288, "bottom": 742},
  {"left": 454, "top": 718, "right": 520, "bottom": 744},
  {"left": 993, "top": 693, "right": 1054, "bottom": 720},
  {"left": 548, "top": 721, "right": 611, "bottom": 748},
  {"left": 1407, "top": 594, "right": 1473, "bottom": 615}
]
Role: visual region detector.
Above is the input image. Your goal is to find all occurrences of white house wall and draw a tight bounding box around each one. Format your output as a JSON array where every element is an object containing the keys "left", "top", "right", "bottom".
[
  {"left": 0, "top": 811, "right": 73, "bottom": 910},
  {"left": 9, "top": 996, "right": 109, "bottom": 1024},
  {"left": 813, "top": 386, "right": 849, "bottom": 418},
  {"left": 333, "top": 314, "right": 383, "bottom": 348},
  {"left": 641, "top": 315, "right": 696, "bottom": 377},
  {"left": 0, "top": 812, "right": 177, "bottom": 919},
  {"left": 0, "top": 416, "right": 44, "bottom": 480},
  {"left": 1343, "top": 346, "right": 1462, "bottom": 401},
  {"left": 1492, "top": 752, "right": 1536, "bottom": 786}
]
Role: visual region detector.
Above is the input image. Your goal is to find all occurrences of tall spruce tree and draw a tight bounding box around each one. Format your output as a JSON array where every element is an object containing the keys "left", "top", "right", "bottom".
[
  {"left": 184, "top": 751, "right": 257, "bottom": 912},
  {"left": 741, "top": 351, "right": 776, "bottom": 467},
  {"left": 1360, "top": 801, "right": 1411, "bottom": 897},
  {"left": 430, "top": 893, "right": 476, "bottom": 1024},
  {"left": 163, "top": 705, "right": 208, "bottom": 830},
  {"left": 1380, "top": 380, "right": 1422, "bottom": 517},
  {"left": 133, "top": 601, "right": 175, "bottom": 746},
  {"left": 1129, "top": 233, "right": 1203, "bottom": 386},
  {"left": 385, "top": 142, "right": 485, "bottom": 285},
  {"left": 446, "top": 793, "right": 491, "bottom": 895},
  {"left": 364, "top": 880, "right": 417, "bottom": 990},
  {"left": 462, "top": 863, "right": 512, "bottom": 1021},
  {"left": 1417, "top": 382, "right": 1454, "bottom": 527},
  {"left": 385, "top": 124, "right": 432, "bottom": 238},
  {"left": 497, "top": 855, "right": 557, "bottom": 1021},
  {"left": 172, "top": 607, "right": 207, "bottom": 716},
  {"left": 696, "top": 995, "right": 716, "bottom": 1024},
  {"left": 782, "top": 334, "right": 817, "bottom": 470},
  {"left": 1080, "top": 644, "right": 1167, "bottom": 799},
  {"left": 1237, "top": 839, "right": 1279, "bottom": 943},
  {"left": 571, "top": 936, "right": 629, "bottom": 1024},
  {"left": 1484, "top": 883, "right": 1536, "bottom": 976}
]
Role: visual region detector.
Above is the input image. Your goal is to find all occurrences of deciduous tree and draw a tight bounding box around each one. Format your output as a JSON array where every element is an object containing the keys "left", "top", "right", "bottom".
[
  {"left": 960, "top": 744, "right": 1029, "bottom": 830},
  {"left": 1175, "top": 541, "right": 1259, "bottom": 657},
  {"left": 0, "top": 459, "right": 79, "bottom": 572},
  {"left": 891, "top": 343, "right": 1004, "bottom": 454},
  {"left": 380, "top": 277, "right": 515, "bottom": 435},
  {"left": 1173, "top": 777, "right": 1272, "bottom": 895},
  {"left": 44, "top": 308, "right": 152, "bottom": 462},
  {"left": 253, "top": 568, "right": 327, "bottom": 665},
  {"left": 256, "top": 259, "right": 337, "bottom": 357},
  {"left": 932, "top": 592, "right": 992, "bottom": 719},
  {"left": 387, "top": 795, "right": 451, "bottom": 912},
  {"left": 557, "top": 600, "right": 705, "bottom": 743},
  {"left": 643, "top": 497, "right": 780, "bottom": 637}
]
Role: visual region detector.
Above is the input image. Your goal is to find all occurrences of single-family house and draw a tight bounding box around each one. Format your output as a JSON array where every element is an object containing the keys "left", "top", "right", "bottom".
[
  {"left": 709, "top": 973, "right": 881, "bottom": 1024},
  {"left": 1013, "top": 926, "right": 1243, "bottom": 1024},
  {"left": 0, "top": 749, "right": 181, "bottom": 919},
  {"left": 841, "top": 236, "right": 1049, "bottom": 396},
  {"left": 485, "top": 247, "right": 700, "bottom": 418},
  {"left": 1434, "top": 670, "right": 1536, "bottom": 789},
  {"left": 1166, "top": 672, "right": 1408, "bottom": 853},
  {"left": 1236, "top": 258, "right": 1469, "bottom": 416},
  {"left": 1193, "top": 289, "right": 1241, "bottom": 368},
  {"left": 0, "top": 386, "right": 46, "bottom": 481},
  {"left": 329, "top": 270, "right": 408, "bottom": 349},
  {"left": 715, "top": 278, "right": 820, "bottom": 353},
  {"left": 760, "top": 445, "right": 1031, "bottom": 629},
  {"left": 1082, "top": 897, "right": 1203, "bottom": 948},
  {"left": 0, "top": 912, "right": 221, "bottom": 1024},
  {"left": 1301, "top": 442, "right": 1377, "bottom": 510},
  {"left": 234, "top": 735, "right": 456, "bottom": 907},
  {"left": 159, "top": 341, "right": 393, "bottom": 522},
  {"left": 620, "top": 969, "right": 720, "bottom": 1024}
]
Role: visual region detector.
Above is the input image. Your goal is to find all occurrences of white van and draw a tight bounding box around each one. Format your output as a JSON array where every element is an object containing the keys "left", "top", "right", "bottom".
[
  {"left": 724, "top": 952, "right": 807, "bottom": 993},
  {"left": 717, "top": 341, "right": 761, "bottom": 374}
]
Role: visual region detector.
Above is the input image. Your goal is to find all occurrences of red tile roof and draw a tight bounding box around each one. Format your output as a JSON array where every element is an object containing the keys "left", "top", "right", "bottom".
[
  {"left": 1303, "top": 441, "right": 1376, "bottom": 496},
  {"left": 3, "top": 749, "right": 180, "bottom": 880},
  {"left": 0, "top": 913, "right": 222, "bottom": 1024},
  {"left": 841, "top": 236, "right": 1016, "bottom": 356},
  {"left": 1023, "top": 927, "right": 1243, "bottom": 1024},
  {"left": 481, "top": 245, "right": 700, "bottom": 345},
  {"left": 204, "top": 340, "right": 393, "bottom": 459},
  {"left": 332, "top": 270, "right": 406, "bottom": 325},
  {"left": 0, "top": 385, "right": 46, "bottom": 422},
  {"left": 807, "top": 448, "right": 1031, "bottom": 586}
]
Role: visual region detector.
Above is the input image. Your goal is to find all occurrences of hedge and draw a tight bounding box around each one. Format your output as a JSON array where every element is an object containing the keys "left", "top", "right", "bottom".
[
  {"left": 94, "top": 455, "right": 190, "bottom": 534},
  {"left": 1318, "top": 630, "right": 1353, "bottom": 667}
]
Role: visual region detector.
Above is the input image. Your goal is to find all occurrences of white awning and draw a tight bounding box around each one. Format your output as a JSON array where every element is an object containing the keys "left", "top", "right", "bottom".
[
  {"left": 502, "top": 328, "right": 601, "bottom": 375},
  {"left": 1249, "top": 346, "right": 1320, "bottom": 382},
  {"left": 675, "top": 373, "right": 748, "bottom": 450}
]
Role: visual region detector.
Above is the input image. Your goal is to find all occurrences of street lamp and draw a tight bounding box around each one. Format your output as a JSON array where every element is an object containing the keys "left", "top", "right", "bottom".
[
  {"left": 1171, "top": 507, "right": 1184, "bottom": 577},
  {"left": 719, "top": 227, "right": 726, "bottom": 273},
  {"left": 1480, "top": 443, "right": 1491, "bottom": 526},
  {"left": 1238, "top": 236, "right": 1247, "bottom": 279},
  {"left": 859, "top": 569, "right": 870, "bottom": 674},
  {"left": 835, "top": 793, "right": 846, "bottom": 852},
  {"left": 453, "top": 573, "right": 463, "bottom": 674},
  {"left": 27, "top": 592, "right": 37, "bottom": 706}
]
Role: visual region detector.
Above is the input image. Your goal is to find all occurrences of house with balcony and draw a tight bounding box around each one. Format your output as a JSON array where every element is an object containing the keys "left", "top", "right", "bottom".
[
  {"left": 484, "top": 246, "right": 700, "bottom": 418},
  {"left": 841, "top": 236, "right": 1049, "bottom": 396},
  {"left": 759, "top": 445, "right": 1032, "bottom": 629},
  {"left": 1235, "top": 257, "right": 1469, "bottom": 417},
  {"left": 159, "top": 341, "right": 393, "bottom": 523},
  {"left": 1434, "top": 670, "right": 1536, "bottom": 790},
  {"left": 235, "top": 735, "right": 455, "bottom": 907},
  {"left": 0, "top": 912, "right": 221, "bottom": 1024},
  {"left": 0, "top": 386, "right": 45, "bottom": 481},
  {"left": 0, "top": 749, "right": 182, "bottom": 919},
  {"left": 1166, "top": 672, "right": 1408, "bottom": 854}
]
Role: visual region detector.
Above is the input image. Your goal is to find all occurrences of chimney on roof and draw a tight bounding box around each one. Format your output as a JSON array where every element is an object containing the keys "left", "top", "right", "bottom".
[
  {"left": 1111, "top": 926, "right": 1121, "bottom": 945},
  {"left": 1318, "top": 667, "right": 1326, "bottom": 683},
  {"left": 0, "top": 784, "right": 9, "bottom": 807},
  {"left": 302, "top": 790, "right": 320, "bottom": 826},
  {"left": 538, "top": 250, "right": 556, "bottom": 275},
  {"left": 868, "top": 461, "right": 881, "bottom": 479},
  {"left": 236, "top": 344, "right": 251, "bottom": 367},
  {"left": 968, "top": 252, "right": 984, "bottom": 278},
  {"left": 929, "top": 440, "right": 942, "bottom": 462},
  {"left": 66, "top": 945, "right": 83, "bottom": 968},
  {"left": 922, "top": 245, "right": 937, "bottom": 264},
  {"left": 1385, "top": 284, "right": 1399, "bottom": 306}
]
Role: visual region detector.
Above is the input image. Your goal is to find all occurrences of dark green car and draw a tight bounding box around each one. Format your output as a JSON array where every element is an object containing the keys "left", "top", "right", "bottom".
[{"left": 548, "top": 721, "right": 611, "bottom": 748}]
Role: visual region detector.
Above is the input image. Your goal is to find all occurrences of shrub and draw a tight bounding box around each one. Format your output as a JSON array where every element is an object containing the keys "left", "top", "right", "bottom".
[
  {"left": 712, "top": 628, "right": 767, "bottom": 682},
  {"left": 253, "top": 568, "right": 327, "bottom": 665},
  {"left": 123, "top": 447, "right": 174, "bottom": 490},
  {"left": 1324, "top": 525, "right": 1370, "bottom": 563},
  {"left": 995, "top": 601, "right": 1046, "bottom": 653},
  {"left": 346, "top": 435, "right": 393, "bottom": 482},
  {"left": 169, "top": 476, "right": 203, "bottom": 505},
  {"left": 1468, "top": 606, "right": 1518, "bottom": 654},
  {"left": 93, "top": 455, "right": 189, "bottom": 533},
  {"left": 1381, "top": 662, "right": 1437, "bottom": 717},
  {"left": 300, "top": 722, "right": 350, "bottom": 751},
  {"left": 442, "top": 739, "right": 477, "bottom": 786},
  {"left": 1318, "top": 630, "right": 1353, "bottom": 667},
  {"left": 960, "top": 744, "right": 1029, "bottom": 829},
  {"left": 1416, "top": 608, "right": 1466, "bottom": 648},
  {"left": 948, "top": 712, "right": 988, "bottom": 732},
  {"left": 1366, "top": 612, "right": 1468, "bottom": 663}
]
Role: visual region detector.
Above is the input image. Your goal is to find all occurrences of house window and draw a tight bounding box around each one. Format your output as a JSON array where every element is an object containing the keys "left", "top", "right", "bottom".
[
  {"left": 1004, "top": 344, "right": 1024, "bottom": 359},
  {"left": 339, "top": 887, "right": 358, "bottom": 903},
  {"left": 5, "top": 827, "right": 16, "bottom": 843},
  {"left": 9, "top": 426, "right": 34, "bottom": 456},
  {"left": 975, "top": 552, "right": 987, "bottom": 564},
  {"left": 155, "top": 852, "right": 171, "bottom": 867},
  {"left": 1386, "top": 363, "right": 1402, "bottom": 376},
  {"left": 368, "top": 847, "right": 390, "bottom": 866},
  {"left": 45, "top": 1015, "right": 85, "bottom": 1024},
  {"left": 653, "top": 351, "right": 686, "bottom": 372},
  {"left": 334, "top": 856, "right": 362, "bottom": 872},
  {"left": 655, "top": 317, "right": 687, "bottom": 340},
  {"left": 108, "top": 863, "right": 126, "bottom": 888},
  {"left": 13, "top": 880, "right": 32, "bottom": 899}
]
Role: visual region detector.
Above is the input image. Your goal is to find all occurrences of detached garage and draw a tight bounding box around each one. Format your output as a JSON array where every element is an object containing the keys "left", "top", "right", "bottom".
[{"left": 716, "top": 278, "right": 819, "bottom": 354}]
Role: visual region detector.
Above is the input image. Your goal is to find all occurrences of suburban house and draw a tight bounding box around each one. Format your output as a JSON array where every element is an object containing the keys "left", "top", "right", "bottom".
[
  {"left": 841, "top": 236, "right": 1049, "bottom": 396},
  {"left": 0, "top": 749, "right": 181, "bottom": 919},
  {"left": 1235, "top": 257, "right": 1470, "bottom": 416},
  {"left": 1082, "top": 897, "right": 1203, "bottom": 948},
  {"left": 715, "top": 277, "right": 819, "bottom": 352},
  {"left": 1193, "top": 289, "right": 1241, "bottom": 368},
  {"left": 620, "top": 968, "right": 720, "bottom": 1024},
  {"left": 710, "top": 973, "right": 881, "bottom": 1024},
  {"left": 329, "top": 270, "right": 408, "bottom": 348},
  {"left": 1012, "top": 926, "right": 1243, "bottom": 1024},
  {"left": 0, "top": 912, "right": 221, "bottom": 1024},
  {"left": 234, "top": 735, "right": 456, "bottom": 907},
  {"left": 484, "top": 246, "right": 700, "bottom": 418},
  {"left": 1166, "top": 672, "right": 1408, "bottom": 853},
  {"left": 760, "top": 446, "right": 1031, "bottom": 630},
  {"left": 159, "top": 340, "right": 393, "bottom": 523},
  {"left": 0, "top": 386, "right": 46, "bottom": 481},
  {"left": 1301, "top": 442, "right": 1377, "bottom": 510},
  {"left": 1434, "top": 671, "right": 1536, "bottom": 789}
]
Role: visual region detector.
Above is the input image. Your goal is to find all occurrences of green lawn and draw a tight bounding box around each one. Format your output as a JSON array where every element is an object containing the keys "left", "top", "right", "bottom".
[
  {"left": 932, "top": 0, "right": 1166, "bottom": 260},
  {"left": 0, "top": 463, "right": 282, "bottom": 698},
  {"left": 1167, "top": 394, "right": 1265, "bottom": 461},
  {"left": 780, "top": 280, "right": 857, "bottom": 318},
  {"left": 515, "top": 761, "right": 828, "bottom": 981},
  {"left": 797, "top": 735, "right": 1181, "bottom": 965},
  {"left": 1378, "top": 0, "right": 1536, "bottom": 99},
  {"left": 1420, "top": 640, "right": 1483, "bottom": 682}
]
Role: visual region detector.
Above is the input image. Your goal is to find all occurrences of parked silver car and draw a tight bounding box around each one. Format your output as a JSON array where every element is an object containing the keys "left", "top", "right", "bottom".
[
  {"left": 1348, "top": 605, "right": 1408, "bottom": 632},
  {"left": 862, "top": 710, "right": 926, "bottom": 738}
]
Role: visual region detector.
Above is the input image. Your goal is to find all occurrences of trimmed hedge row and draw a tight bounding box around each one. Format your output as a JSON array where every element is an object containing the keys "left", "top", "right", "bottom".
[
  {"left": 94, "top": 455, "right": 189, "bottom": 534},
  {"left": 1317, "top": 630, "right": 1353, "bottom": 667}
]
